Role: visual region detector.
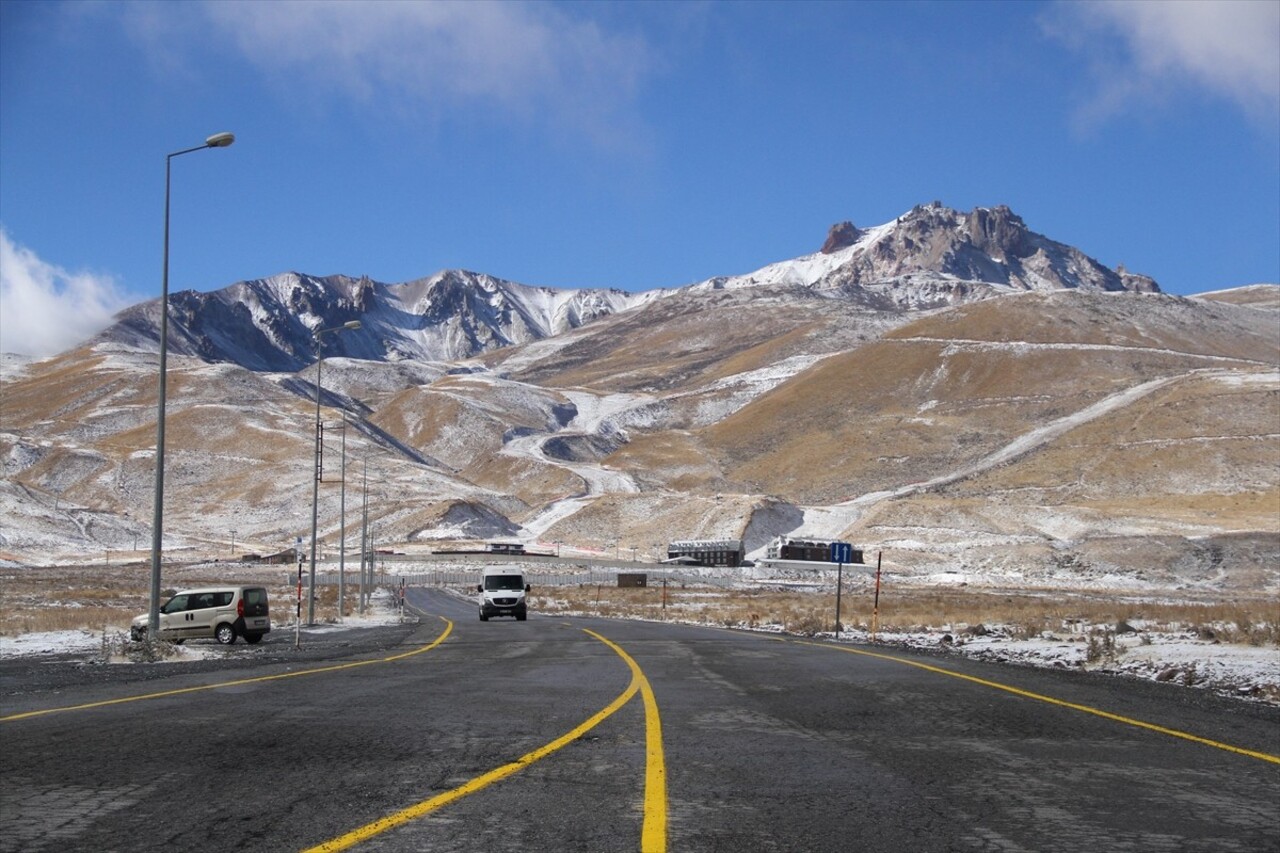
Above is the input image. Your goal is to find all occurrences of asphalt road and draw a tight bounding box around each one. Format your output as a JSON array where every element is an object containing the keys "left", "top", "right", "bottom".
[{"left": 2, "top": 587, "right": 1277, "bottom": 852}]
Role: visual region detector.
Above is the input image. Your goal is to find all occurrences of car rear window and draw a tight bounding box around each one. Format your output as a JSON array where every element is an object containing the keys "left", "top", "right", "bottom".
[{"left": 242, "top": 588, "right": 268, "bottom": 616}]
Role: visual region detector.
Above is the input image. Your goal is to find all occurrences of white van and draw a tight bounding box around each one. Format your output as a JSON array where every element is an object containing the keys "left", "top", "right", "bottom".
[
  {"left": 130, "top": 586, "right": 271, "bottom": 644},
  {"left": 477, "top": 567, "right": 530, "bottom": 621}
]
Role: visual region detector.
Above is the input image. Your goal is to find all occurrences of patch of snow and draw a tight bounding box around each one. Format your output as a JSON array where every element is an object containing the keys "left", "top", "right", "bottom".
[{"left": 0, "top": 592, "right": 407, "bottom": 662}]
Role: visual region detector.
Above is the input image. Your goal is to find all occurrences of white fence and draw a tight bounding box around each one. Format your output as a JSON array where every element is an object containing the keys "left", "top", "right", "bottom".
[{"left": 299, "top": 567, "right": 741, "bottom": 589}]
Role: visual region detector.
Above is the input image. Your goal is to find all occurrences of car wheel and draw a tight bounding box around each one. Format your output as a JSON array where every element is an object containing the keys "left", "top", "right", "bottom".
[
  {"left": 243, "top": 633, "right": 263, "bottom": 644},
  {"left": 479, "top": 611, "right": 488, "bottom": 621},
  {"left": 517, "top": 612, "right": 527, "bottom": 621},
  {"left": 215, "top": 623, "right": 237, "bottom": 645}
]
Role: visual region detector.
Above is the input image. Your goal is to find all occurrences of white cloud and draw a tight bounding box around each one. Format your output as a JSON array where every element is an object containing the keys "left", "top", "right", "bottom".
[
  {"left": 1047, "top": 0, "right": 1280, "bottom": 128},
  {"left": 193, "top": 0, "right": 654, "bottom": 149},
  {"left": 0, "top": 229, "right": 129, "bottom": 358}
]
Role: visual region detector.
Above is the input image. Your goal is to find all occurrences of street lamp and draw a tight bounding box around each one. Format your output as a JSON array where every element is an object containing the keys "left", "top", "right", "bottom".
[
  {"left": 148, "top": 131, "right": 235, "bottom": 638},
  {"left": 307, "top": 320, "right": 361, "bottom": 624}
]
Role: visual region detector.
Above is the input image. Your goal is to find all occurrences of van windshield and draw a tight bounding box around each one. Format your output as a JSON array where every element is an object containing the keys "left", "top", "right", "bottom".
[{"left": 484, "top": 575, "right": 525, "bottom": 591}]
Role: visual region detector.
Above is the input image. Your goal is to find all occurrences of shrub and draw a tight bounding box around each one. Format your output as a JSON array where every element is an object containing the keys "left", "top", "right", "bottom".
[{"left": 1086, "top": 628, "right": 1120, "bottom": 664}]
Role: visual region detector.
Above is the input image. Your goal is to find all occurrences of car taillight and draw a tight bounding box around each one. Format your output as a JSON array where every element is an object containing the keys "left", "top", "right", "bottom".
[{"left": 237, "top": 598, "right": 245, "bottom": 617}]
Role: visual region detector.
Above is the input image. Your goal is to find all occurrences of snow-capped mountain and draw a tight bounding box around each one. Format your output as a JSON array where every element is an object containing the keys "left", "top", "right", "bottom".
[
  {"left": 92, "top": 203, "right": 1158, "bottom": 371},
  {"left": 103, "top": 269, "right": 654, "bottom": 372},
  {"left": 8, "top": 202, "right": 1276, "bottom": 591},
  {"left": 692, "top": 202, "right": 1159, "bottom": 309}
]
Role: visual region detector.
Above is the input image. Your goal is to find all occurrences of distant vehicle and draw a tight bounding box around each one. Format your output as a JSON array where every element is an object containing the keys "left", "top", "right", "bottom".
[
  {"left": 477, "top": 566, "right": 530, "bottom": 621},
  {"left": 130, "top": 586, "right": 271, "bottom": 645}
]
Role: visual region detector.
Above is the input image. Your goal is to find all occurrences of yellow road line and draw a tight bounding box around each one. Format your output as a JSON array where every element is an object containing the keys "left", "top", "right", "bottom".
[
  {"left": 304, "top": 628, "right": 667, "bottom": 853},
  {"left": 585, "top": 629, "right": 668, "bottom": 852},
  {"left": 795, "top": 639, "right": 1280, "bottom": 765},
  {"left": 0, "top": 618, "right": 454, "bottom": 723}
]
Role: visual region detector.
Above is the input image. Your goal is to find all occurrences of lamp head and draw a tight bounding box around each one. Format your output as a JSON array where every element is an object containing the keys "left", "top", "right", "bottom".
[
  {"left": 343, "top": 321, "right": 362, "bottom": 331},
  {"left": 205, "top": 132, "right": 236, "bottom": 148}
]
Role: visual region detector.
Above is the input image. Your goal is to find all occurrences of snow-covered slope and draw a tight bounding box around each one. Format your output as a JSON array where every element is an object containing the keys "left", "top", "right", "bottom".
[{"left": 6, "top": 204, "right": 1277, "bottom": 594}]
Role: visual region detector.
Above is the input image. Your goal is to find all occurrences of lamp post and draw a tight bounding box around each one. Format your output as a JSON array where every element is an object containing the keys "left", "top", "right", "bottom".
[
  {"left": 148, "top": 131, "right": 235, "bottom": 638},
  {"left": 307, "top": 320, "right": 361, "bottom": 625}
]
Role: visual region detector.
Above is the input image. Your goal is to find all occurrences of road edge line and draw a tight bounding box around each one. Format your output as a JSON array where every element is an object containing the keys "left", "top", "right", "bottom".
[
  {"left": 795, "top": 639, "right": 1280, "bottom": 765},
  {"left": 0, "top": 618, "right": 454, "bottom": 723}
]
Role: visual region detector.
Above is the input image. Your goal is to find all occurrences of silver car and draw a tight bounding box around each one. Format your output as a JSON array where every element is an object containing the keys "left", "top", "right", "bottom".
[{"left": 130, "top": 586, "right": 271, "bottom": 645}]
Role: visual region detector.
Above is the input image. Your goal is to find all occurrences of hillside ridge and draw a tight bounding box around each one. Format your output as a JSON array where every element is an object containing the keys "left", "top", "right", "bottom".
[{"left": 2, "top": 212, "right": 1276, "bottom": 593}]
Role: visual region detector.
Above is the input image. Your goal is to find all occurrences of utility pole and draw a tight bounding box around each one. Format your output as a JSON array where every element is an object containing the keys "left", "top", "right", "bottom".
[
  {"left": 835, "top": 559, "right": 844, "bottom": 640},
  {"left": 871, "top": 552, "right": 882, "bottom": 642},
  {"left": 307, "top": 320, "right": 361, "bottom": 625},
  {"left": 337, "top": 415, "right": 347, "bottom": 622},
  {"left": 359, "top": 454, "right": 370, "bottom": 614}
]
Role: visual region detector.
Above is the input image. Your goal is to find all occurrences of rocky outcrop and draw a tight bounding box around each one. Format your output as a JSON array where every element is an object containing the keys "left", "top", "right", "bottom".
[
  {"left": 821, "top": 221, "right": 862, "bottom": 254},
  {"left": 1117, "top": 264, "right": 1161, "bottom": 294},
  {"left": 965, "top": 205, "right": 1029, "bottom": 260}
]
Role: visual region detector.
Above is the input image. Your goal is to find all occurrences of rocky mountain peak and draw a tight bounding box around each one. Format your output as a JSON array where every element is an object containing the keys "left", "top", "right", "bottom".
[
  {"left": 833, "top": 202, "right": 1162, "bottom": 298},
  {"left": 963, "top": 204, "right": 1029, "bottom": 259},
  {"left": 821, "top": 221, "right": 862, "bottom": 254}
]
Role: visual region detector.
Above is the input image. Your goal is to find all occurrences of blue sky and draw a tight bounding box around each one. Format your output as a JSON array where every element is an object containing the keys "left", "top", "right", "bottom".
[{"left": 2, "top": 0, "right": 1278, "bottom": 356}]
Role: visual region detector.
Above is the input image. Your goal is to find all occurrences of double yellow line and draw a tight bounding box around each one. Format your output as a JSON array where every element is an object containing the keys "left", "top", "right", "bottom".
[
  {"left": 3, "top": 619, "right": 669, "bottom": 851},
  {"left": 304, "top": 628, "right": 667, "bottom": 853}
]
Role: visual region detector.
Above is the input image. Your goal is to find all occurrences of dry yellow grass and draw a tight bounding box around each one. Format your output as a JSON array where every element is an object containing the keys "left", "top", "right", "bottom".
[
  {"left": 4, "top": 566, "right": 1276, "bottom": 654},
  {"left": 0, "top": 564, "right": 346, "bottom": 637},
  {"left": 533, "top": 582, "right": 1280, "bottom": 646},
  {"left": 505, "top": 293, "right": 836, "bottom": 393},
  {"left": 890, "top": 291, "right": 1278, "bottom": 362}
]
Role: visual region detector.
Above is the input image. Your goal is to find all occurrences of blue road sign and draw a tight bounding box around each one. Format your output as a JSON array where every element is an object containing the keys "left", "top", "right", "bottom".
[{"left": 830, "top": 542, "right": 853, "bottom": 564}]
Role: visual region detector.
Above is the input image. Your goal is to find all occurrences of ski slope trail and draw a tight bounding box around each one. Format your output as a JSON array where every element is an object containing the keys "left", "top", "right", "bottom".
[
  {"left": 794, "top": 373, "right": 1185, "bottom": 540},
  {"left": 504, "top": 389, "right": 650, "bottom": 542}
]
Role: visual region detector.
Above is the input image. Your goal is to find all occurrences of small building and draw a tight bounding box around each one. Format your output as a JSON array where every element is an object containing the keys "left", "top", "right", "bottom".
[
  {"left": 261, "top": 547, "right": 302, "bottom": 565},
  {"left": 765, "top": 536, "right": 863, "bottom": 564},
  {"left": 666, "top": 539, "right": 745, "bottom": 568},
  {"left": 486, "top": 542, "right": 526, "bottom": 556}
]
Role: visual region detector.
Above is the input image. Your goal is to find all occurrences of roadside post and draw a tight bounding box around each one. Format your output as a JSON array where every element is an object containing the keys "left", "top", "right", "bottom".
[
  {"left": 295, "top": 537, "right": 303, "bottom": 649},
  {"left": 871, "top": 551, "right": 883, "bottom": 642},
  {"left": 398, "top": 578, "right": 406, "bottom": 622},
  {"left": 831, "top": 542, "right": 853, "bottom": 639}
]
